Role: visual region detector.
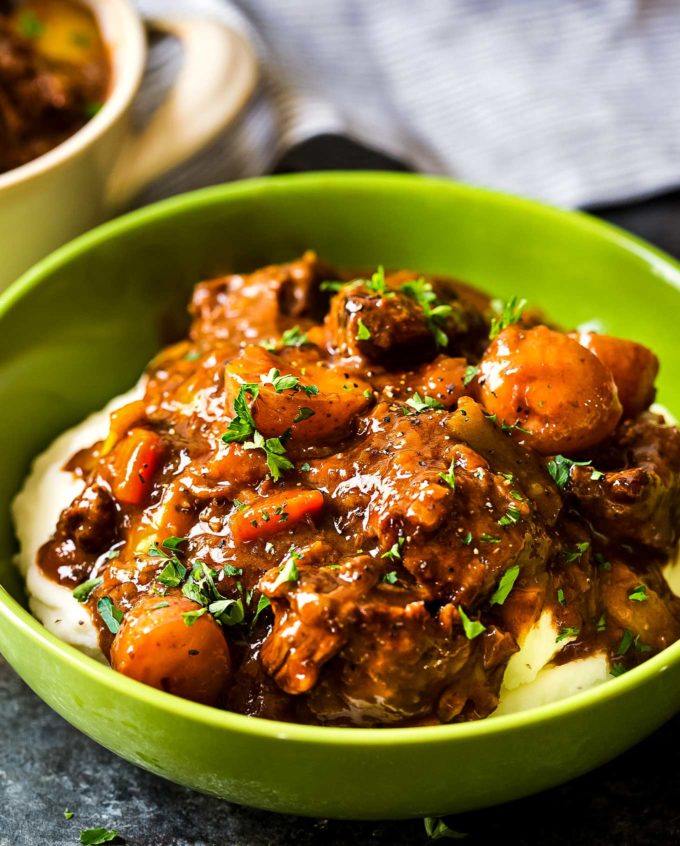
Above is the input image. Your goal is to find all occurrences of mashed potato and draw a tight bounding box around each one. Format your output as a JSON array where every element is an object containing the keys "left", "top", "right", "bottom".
[{"left": 11, "top": 390, "right": 680, "bottom": 713}]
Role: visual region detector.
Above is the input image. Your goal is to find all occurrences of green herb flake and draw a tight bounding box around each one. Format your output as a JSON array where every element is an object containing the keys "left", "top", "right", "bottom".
[
  {"left": 156, "top": 557, "right": 187, "bottom": 588},
  {"left": 489, "top": 296, "right": 527, "bottom": 340},
  {"left": 555, "top": 626, "right": 580, "bottom": 643},
  {"left": 634, "top": 635, "right": 652, "bottom": 653},
  {"left": 208, "top": 597, "right": 245, "bottom": 626},
  {"left": 363, "top": 389, "right": 372, "bottom": 400},
  {"left": 162, "top": 536, "right": 188, "bottom": 551},
  {"left": 617, "top": 629, "right": 634, "bottom": 656},
  {"left": 367, "top": 265, "right": 387, "bottom": 294},
  {"left": 300, "top": 462, "right": 312, "bottom": 472},
  {"left": 243, "top": 430, "right": 294, "bottom": 481},
  {"left": 439, "top": 458, "right": 456, "bottom": 490},
  {"left": 79, "top": 827, "right": 120, "bottom": 845},
  {"left": 64, "top": 809, "right": 74, "bottom": 821},
  {"left": 252, "top": 594, "right": 271, "bottom": 625},
  {"left": 480, "top": 533, "right": 501, "bottom": 544},
  {"left": 610, "top": 662, "right": 626, "bottom": 677},
  {"left": 400, "top": 277, "right": 452, "bottom": 348},
  {"left": 182, "top": 607, "right": 207, "bottom": 627},
  {"left": 280, "top": 325, "right": 309, "bottom": 347},
  {"left": 595, "top": 552, "right": 612, "bottom": 571},
  {"left": 96, "top": 597, "right": 124, "bottom": 635},
  {"left": 462, "top": 531, "right": 473, "bottom": 546},
  {"left": 224, "top": 564, "right": 243, "bottom": 577},
  {"left": 546, "top": 455, "right": 592, "bottom": 489},
  {"left": 406, "top": 392, "right": 445, "bottom": 413},
  {"left": 557, "top": 588, "right": 566, "bottom": 606},
  {"left": 150, "top": 601, "right": 170, "bottom": 610},
  {"left": 320, "top": 280, "right": 346, "bottom": 293},
  {"left": 423, "top": 816, "right": 467, "bottom": 840},
  {"left": 596, "top": 614, "right": 606, "bottom": 632},
  {"left": 563, "top": 541, "right": 590, "bottom": 563},
  {"left": 293, "top": 407, "right": 315, "bottom": 424},
  {"left": 489, "top": 565, "right": 520, "bottom": 606},
  {"left": 463, "top": 365, "right": 479, "bottom": 387},
  {"left": 270, "top": 552, "right": 301, "bottom": 591},
  {"left": 458, "top": 606, "right": 486, "bottom": 640},
  {"left": 72, "top": 576, "right": 103, "bottom": 603},
  {"left": 628, "top": 584, "right": 648, "bottom": 602},
  {"left": 382, "top": 571, "right": 398, "bottom": 585},
  {"left": 356, "top": 318, "right": 372, "bottom": 340},
  {"left": 498, "top": 505, "right": 522, "bottom": 527},
  {"left": 590, "top": 468, "right": 605, "bottom": 481},
  {"left": 18, "top": 10, "right": 44, "bottom": 38},
  {"left": 221, "top": 383, "right": 259, "bottom": 444},
  {"left": 382, "top": 536, "right": 405, "bottom": 561}
]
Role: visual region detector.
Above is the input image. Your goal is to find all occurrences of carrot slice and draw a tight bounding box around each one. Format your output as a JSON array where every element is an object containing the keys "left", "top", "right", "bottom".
[
  {"left": 231, "top": 488, "right": 324, "bottom": 543},
  {"left": 110, "top": 428, "right": 164, "bottom": 506}
]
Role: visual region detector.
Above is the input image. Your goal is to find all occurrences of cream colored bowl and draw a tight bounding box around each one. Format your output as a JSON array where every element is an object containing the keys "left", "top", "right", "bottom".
[{"left": 0, "top": 0, "right": 257, "bottom": 291}]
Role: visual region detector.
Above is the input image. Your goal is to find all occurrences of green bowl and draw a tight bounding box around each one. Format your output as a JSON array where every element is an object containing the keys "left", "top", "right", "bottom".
[{"left": 1, "top": 173, "right": 680, "bottom": 820}]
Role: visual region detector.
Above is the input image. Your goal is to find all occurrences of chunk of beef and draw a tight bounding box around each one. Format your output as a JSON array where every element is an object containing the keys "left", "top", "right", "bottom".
[
  {"left": 190, "top": 251, "right": 333, "bottom": 347},
  {"left": 570, "top": 413, "right": 680, "bottom": 555},
  {"left": 38, "top": 484, "right": 119, "bottom": 584}
]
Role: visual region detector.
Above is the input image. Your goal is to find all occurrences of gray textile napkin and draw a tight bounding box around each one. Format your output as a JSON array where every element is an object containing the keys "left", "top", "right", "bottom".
[{"left": 137, "top": 0, "right": 680, "bottom": 209}]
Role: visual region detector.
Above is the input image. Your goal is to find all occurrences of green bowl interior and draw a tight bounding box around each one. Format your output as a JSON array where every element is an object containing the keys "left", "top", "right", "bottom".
[{"left": 1, "top": 173, "right": 680, "bottom": 816}]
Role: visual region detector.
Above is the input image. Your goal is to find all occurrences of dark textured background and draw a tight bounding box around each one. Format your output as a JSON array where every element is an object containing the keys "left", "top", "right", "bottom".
[{"left": 2, "top": 138, "right": 680, "bottom": 846}]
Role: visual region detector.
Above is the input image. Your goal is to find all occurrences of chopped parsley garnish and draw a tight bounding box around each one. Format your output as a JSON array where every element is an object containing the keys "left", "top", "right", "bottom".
[
  {"left": 252, "top": 594, "right": 271, "bottom": 625},
  {"left": 150, "top": 601, "right": 170, "bottom": 610},
  {"left": 157, "top": 557, "right": 187, "bottom": 588},
  {"left": 320, "top": 280, "right": 346, "bottom": 293},
  {"left": 96, "top": 597, "right": 124, "bottom": 635},
  {"left": 594, "top": 552, "right": 611, "bottom": 571},
  {"left": 489, "top": 565, "right": 520, "bottom": 606},
  {"left": 224, "top": 564, "right": 243, "bottom": 577},
  {"left": 356, "top": 318, "right": 372, "bottom": 340},
  {"left": 439, "top": 458, "right": 456, "bottom": 490},
  {"left": 260, "top": 368, "right": 318, "bottom": 396},
  {"left": 300, "top": 462, "right": 312, "bottom": 472},
  {"left": 162, "top": 536, "right": 188, "bottom": 551},
  {"left": 498, "top": 505, "right": 521, "bottom": 527},
  {"left": 363, "top": 389, "right": 372, "bottom": 400},
  {"left": 382, "top": 536, "right": 405, "bottom": 561},
  {"left": 617, "top": 629, "right": 634, "bottom": 656},
  {"left": 405, "top": 392, "right": 445, "bottom": 413},
  {"left": 556, "top": 626, "right": 580, "bottom": 643},
  {"left": 383, "top": 571, "right": 398, "bottom": 584},
  {"left": 480, "top": 533, "right": 501, "bottom": 544},
  {"left": 463, "top": 365, "right": 479, "bottom": 387},
  {"left": 222, "top": 382, "right": 259, "bottom": 444},
  {"left": 233, "top": 499, "right": 247, "bottom": 511},
  {"left": 596, "top": 614, "right": 606, "bottom": 632},
  {"left": 182, "top": 607, "right": 207, "bottom": 626},
  {"left": 270, "top": 549, "right": 301, "bottom": 591},
  {"left": 64, "top": 809, "right": 74, "bottom": 821},
  {"left": 280, "top": 325, "right": 309, "bottom": 347},
  {"left": 610, "top": 663, "right": 626, "bottom": 677},
  {"left": 557, "top": 588, "right": 566, "bottom": 606},
  {"left": 590, "top": 468, "right": 605, "bottom": 481},
  {"left": 243, "top": 430, "right": 295, "bottom": 481},
  {"left": 634, "top": 635, "right": 652, "bottom": 653},
  {"left": 72, "top": 576, "right": 103, "bottom": 603},
  {"left": 628, "top": 584, "right": 648, "bottom": 602},
  {"left": 367, "top": 265, "right": 387, "bottom": 294},
  {"left": 546, "top": 455, "right": 592, "bottom": 489},
  {"left": 563, "top": 541, "right": 590, "bottom": 563},
  {"left": 400, "top": 277, "right": 452, "bottom": 348},
  {"left": 293, "top": 407, "right": 315, "bottom": 423},
  {"left": 208, "top": 598, "right": 245, "bottom": 626},
  {"left": 18, "top": 10, "right": 44, "bottom": 38},
  {"left": 79, "top": 828, "right": 120, "bottom": 846},
  {"left": 458, "top": 606, "right": 486, "bottom": 639},
  {"left": 489, "top": 296, "right": 527, "bottom": 340},
  {"left": 423, "top": 817, "right": 467, "bottom": 840},
  {"left": 462, "top": 531, "right": 473, "bottom": 546}
]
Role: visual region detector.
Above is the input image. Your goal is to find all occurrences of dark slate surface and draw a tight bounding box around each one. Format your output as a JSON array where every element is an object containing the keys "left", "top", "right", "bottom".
[{"left": 2, "top": 139, "right": 680, "bottom": 846}]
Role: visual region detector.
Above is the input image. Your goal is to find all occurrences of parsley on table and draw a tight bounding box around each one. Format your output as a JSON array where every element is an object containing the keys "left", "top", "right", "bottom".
[
  {"left": 439, "top": 458, "right": 456, "bottom": 490},
  {"left": 79, "top": 827, "right": 121, "bottom": 845},
  {"left": 96, "top": 597, "right": 123, "bottom": 634},
  {"left": 489, "top": 565, "right": 520, "bottom": 606},
  {"left": 356, "top": 318, "right": 372, "bottom": 340},
  {"left": 64, "top": 809, "right": 74, "bottom": 821},
  {"left": 628, "top": 584, "right": 648, "bottom": 602},
  {"left": 382, "top": 536, "right": 405, "bottom": 561},
  {"left": 489, "top": 296, "right": 527, "bottom": 339},
  {"left": 458, "top": 606, "right": 486, "bottom": 639},
  {"left": 400, "top": 277, "right": 453, "bottom": 348},
  {"left": 463, "top": 365, "right": 479, "bottom": 386},
  {"left": 72, "top": 576, "right": 103, "bottom": 603},
  {"left": 424, "top": 816, "right": 468, "bottom": 840},
  {"left": 405, "top": 392, "right": 445, "bottom": 413},
  {"left": 546, "top": 454, "right": 592, "bottom": 489}
]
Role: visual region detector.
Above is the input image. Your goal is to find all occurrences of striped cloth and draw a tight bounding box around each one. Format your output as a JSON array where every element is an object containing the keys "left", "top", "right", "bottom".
[{"left": 137, "top": 0, "right": 680, "bottom": 209}]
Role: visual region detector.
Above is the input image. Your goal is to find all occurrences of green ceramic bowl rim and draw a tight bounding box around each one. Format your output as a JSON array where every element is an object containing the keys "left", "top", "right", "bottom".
[{"left": 2, "top": 171, "right": 680, "bottom": 747}]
